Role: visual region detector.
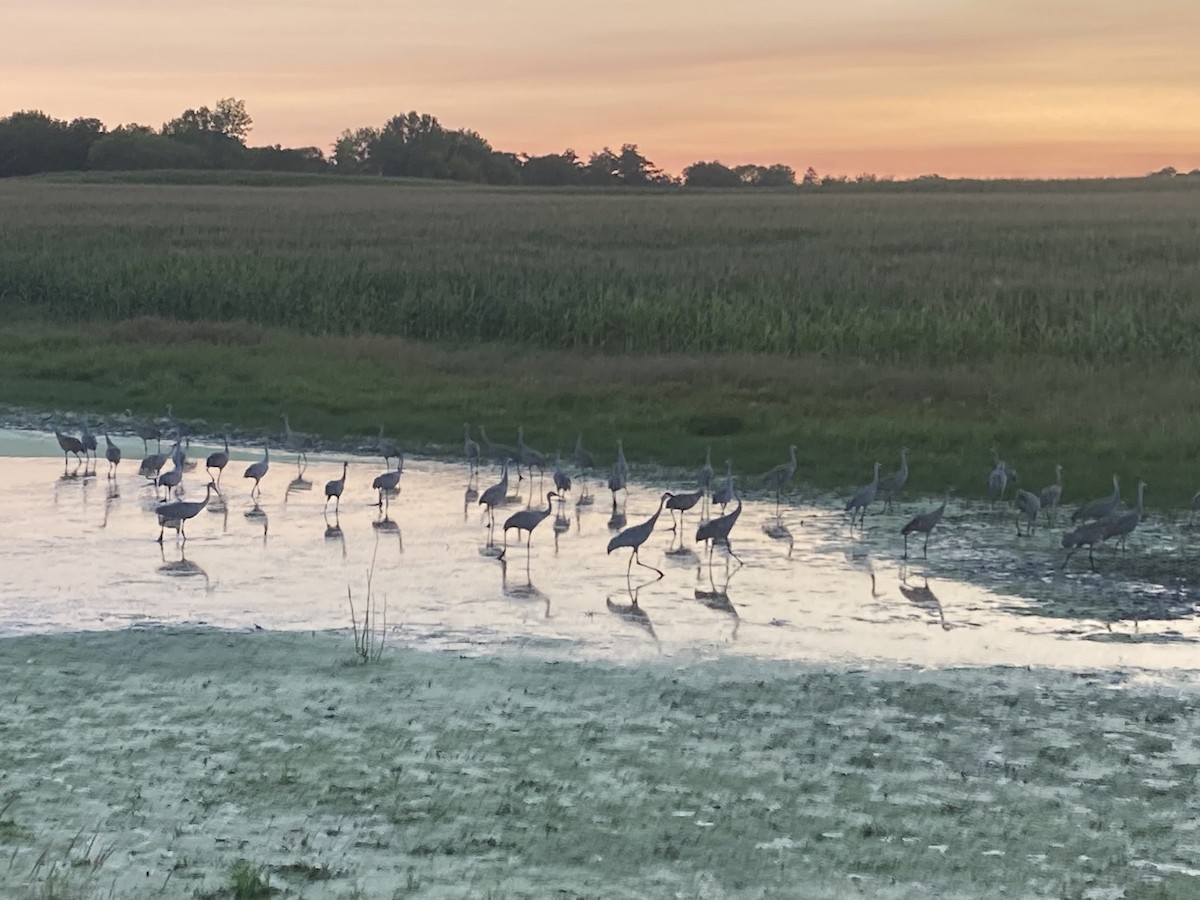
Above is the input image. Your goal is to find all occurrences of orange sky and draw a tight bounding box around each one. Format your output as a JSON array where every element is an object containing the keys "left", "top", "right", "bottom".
[{"left": 5, "top": 0, "right": 1200, "bottom": 178}]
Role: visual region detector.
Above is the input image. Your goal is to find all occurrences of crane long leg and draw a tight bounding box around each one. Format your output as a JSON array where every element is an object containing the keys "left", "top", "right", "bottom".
[
  {"left": 634, "top": 548, "right": 664, "bottom": 580},
  {"left": 726, "top": 542, "right": 743, "bottom": 565},
  {"left": 923, "top": 533, "right": 930, "bottom": 558},
  {"left": 903, "top": 533, "right": 909, "bottom": 560}
]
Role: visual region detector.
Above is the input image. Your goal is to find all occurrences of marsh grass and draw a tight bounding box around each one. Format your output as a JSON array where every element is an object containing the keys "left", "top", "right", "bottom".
[
  {"left": 3, "top": 319, "right": 1199, "bottom": 504},
  {"left": 348, "top": 541, "right": 387, "bottom": 664}
]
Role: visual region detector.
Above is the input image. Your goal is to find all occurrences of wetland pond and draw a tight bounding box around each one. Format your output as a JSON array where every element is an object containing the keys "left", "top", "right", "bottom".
[{"left": 1, "top": 427, "right": 1196, "bottom": 672}]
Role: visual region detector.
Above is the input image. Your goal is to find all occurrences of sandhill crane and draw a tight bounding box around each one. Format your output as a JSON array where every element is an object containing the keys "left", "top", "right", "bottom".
[
  {"left": 463, "top": 424, "right": 480, "bottom": 474},
  {"left": 325, "top": 461, "right": 348, "bottom": 512},
  {"left": 516, "top": 426, "right": 546, "bottom": 483},
  {"left": 1072, "top": 475, "right": 1120, "bottom": 523},
  {"left": 372, "top": 457, "right": 404, "bottom": 510},
  {"left": 553, "top": 452, "right": 572, "bottom": 509},
  {"left": 103, "top": 433, "right": 121, "bottom": 478},
  {"left": 155, "top": 482, "right": 217, "bottom": 543},
  {"left": 79, "top": 417, "right": 97, "bottom": 465},
  {"left": 878, "top": 447, "right": 909, "bottom": 512},
  {"left": 377, "top": 425, "right": 402, "bottom": 470},
  {"left": 280, "top": 413, "right": 315, "bottom": 470},
  {"left": 55, "top": 429, "right": 85, "bottom": 465},
  {"left": 607, "top": 465, "right": 627, "bottom": 509},
  {"left": 696, "top": 493, "right": 743, "bottom": 563},
  {"left": 711, "top": 460, "right": 734, "bottom": 512},
  {"left": 572, "top": 433, "right": 595, "bottom": 501},
  {"left": 1015, "top": 488, "right": 1040, "bottom": 536},
  {"left": 139, "top": 449, "right": 169, "bottom": 480},
  {"left": 206, "top": 437, "right": 230, "bottom": 485},
  {"left": 1039, "top": 465, "right": 1063, "bottom": 524},
  {"left": 125, "top": 410, "right": 161, "bottom": 454},
  {"left": 607, "top": 491, "right": 672, "bottom": 579},
  {"left": 987, "top": 462, "right": 1008, "bottom": 502},
  {"left": 500, "top": 491, "right": 559, "bottom": 558},
  {"left": 666, "top": 488, "right": 703, "bottom": 533},
  {"left": 698, "top": 447, "right": 714, "bottom": 492},
  {"left": 1101, "top": 480, "right": 1147, "bottom": 552},
  {"left": 991, "top": 448, "right": 1017, "bottom": 491},
  {"left": 156, "top": 465, "right": 183, "bottom": 500},
  {"left": 478, "top": 426, "right": 515, "bottom": 466},
  {"left": 845, "top": 462, "right": 881, "bottom": 527},
  {"left": 900, "top": 490, "right": 950, "bottom": 559},
  {"left": 244, "top": 444, "right": 270, "bottom": 498},
  {"left": 573, "top": 433, "right": 595, "bottom": 471},
  {"left": 615, "top": 439, "right": 630, "bottom": 482},
  {"left": 478, "top": 459, "right": 511, "bottom": 528},
  {"left": 762, "top": 445, "right": 797, "bottom": 516},
  {"left": 1060, "top": 520, "right": 1108, "bottom": 571}
]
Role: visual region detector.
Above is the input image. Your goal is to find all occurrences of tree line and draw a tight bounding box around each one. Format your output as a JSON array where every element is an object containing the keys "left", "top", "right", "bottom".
[
  {"left": 3, "top": 99, "right": 1196, "bottom": 188},
  {"left": 0, "top": 98, "right": 809, "bottom": 187}
]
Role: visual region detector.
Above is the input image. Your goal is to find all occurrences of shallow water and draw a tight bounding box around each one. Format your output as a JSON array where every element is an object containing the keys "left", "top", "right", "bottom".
[{"left": 2, "top": 428, "right": 1197, "bottom": 669}]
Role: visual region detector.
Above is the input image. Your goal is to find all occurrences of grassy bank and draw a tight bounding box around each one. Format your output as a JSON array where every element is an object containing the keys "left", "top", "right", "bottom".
[
  {"left": 2, "top": 320, "right": 1199, "bottom": 504},
  {"left": 2, "top": 629, "right": 1198, "bottom": 898},
  {"left": 2, "top": 176, "right": 1199, "bottom": 503}
]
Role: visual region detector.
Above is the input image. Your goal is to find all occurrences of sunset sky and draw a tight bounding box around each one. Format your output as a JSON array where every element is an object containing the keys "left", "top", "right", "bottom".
[{"left": 5, "top": 0, "right": 1199, "bottom": 178}]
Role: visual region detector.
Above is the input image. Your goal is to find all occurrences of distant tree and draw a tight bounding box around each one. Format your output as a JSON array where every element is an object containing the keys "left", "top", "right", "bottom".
[
  {"left": 616, "top": 143, "right": 664, "bottom": 185},
  {"left": 88, "top": 131, "right": 210, "bottom": 170},
  {"left": 855, "top": 172, "right": 878, "bottom": 184},
  {"left": 683, "top": 160, "right": 741, "bottom": 187},
  {"left": 821, "top": 173, "right": 849, "bottom": 186},
  {"left": 0, "top": 110, "right": 105, "bottom": 176},
  {"left": 1148, "top": 166, "right": 1178, "bottom": 178},
  {"left": 583, "top": 147, "right": 621, "bottom": 185},
  {"left": 332, "top": 127, "right": 380, "bottom": 174},
  {"left": 801, "top": 166, "right": 820, "bottom": 186},
  {"left": 520, "top": 150, "right": 583, "bottom": 186},
  {"left": 162, "top": 98, "right": 251, "bottom": 168},
  {"left": 734, "top": 163, "right": 796, "bottom": 187},
  {"left": 244, "top": 144, "right": 329, "bottom": 173}
]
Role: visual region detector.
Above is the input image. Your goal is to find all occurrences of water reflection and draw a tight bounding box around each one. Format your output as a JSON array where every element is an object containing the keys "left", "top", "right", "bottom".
[
  {"left": 500, "top": 557, "right": 550, "bottom": 617},
  {"left": 762, "top": 517, "right": 795, "bottom": 557},
  {"left": 606, "top": 498, "right": 627, "bottom": 532},
  {"left": 157, "top": 545, "right": 213, "bottom": 592},
  {"left": 606, "top": 579, "right": 659, "bottom": 646},
  {"left": 245, "top": 502, "right": 269, "bottom": 543},
  {"left": 372, "top": 509, "right": 403, "bottom": 553},
  {"left": 324, "top": 511, "right": 347, "bottom": 559},
  {"left": 285, "top": 475, "right": 313, "bottom": 504},
  {"left": 899, "top": 573, "right": 950, "bottom": 631},
  {"left": 694, "top": 559, "right": 741, "bottom": 641}
]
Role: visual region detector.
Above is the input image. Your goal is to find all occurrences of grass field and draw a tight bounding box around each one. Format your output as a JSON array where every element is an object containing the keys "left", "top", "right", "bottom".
[{"left": 2, "top": 174, "right": 1199, "bottom": 501}]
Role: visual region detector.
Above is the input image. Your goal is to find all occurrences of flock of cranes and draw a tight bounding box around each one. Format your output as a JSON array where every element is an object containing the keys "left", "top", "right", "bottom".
[{"left": 47, "top": 411, "right": 1165, "bottom": 575}]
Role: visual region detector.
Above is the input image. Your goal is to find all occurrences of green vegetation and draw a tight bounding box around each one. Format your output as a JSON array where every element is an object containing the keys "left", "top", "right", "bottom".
[{"left": 1, "top": 176, "right": 1199, "bottom": 501}]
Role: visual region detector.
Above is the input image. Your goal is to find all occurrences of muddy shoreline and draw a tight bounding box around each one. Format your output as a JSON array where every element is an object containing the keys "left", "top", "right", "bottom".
[{"left": 3, "top": 628, "right": 1200, "bottom": 898}]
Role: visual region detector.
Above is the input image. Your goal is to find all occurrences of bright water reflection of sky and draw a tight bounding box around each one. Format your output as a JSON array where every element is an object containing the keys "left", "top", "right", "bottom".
[{"left": 0, "top": 429, "right": 1196, "bottom": 672}]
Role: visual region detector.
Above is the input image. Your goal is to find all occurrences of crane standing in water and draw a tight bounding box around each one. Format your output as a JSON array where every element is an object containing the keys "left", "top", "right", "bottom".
[
  {"left": 325, "top": 461, "right": 349, "bottom": 513},
  {"left": 761, "top": 445, "right": 798, "bottom": 518},
  {"left": 155, "top": 482, "right": 218, "bottom": 543},
  {"left": 608, "top": 492, "right": 673, "bottom": 579},
  {"left": 244, "top": 443, "right": 270, "bottom": 498},
  {"left": 696, "top": 493, "right": 743, "bottom": 564},
  {"left": 900, "top": 490, "right": 951, "bottom": 559},
  {"left": 206, "top": 437, "right": 230, "bottom": 486},
  {"left": 500, "top": 491, "right": 559, "bottom": 559},
  {"left": 103, "top": 433, "right": 122, "bottom": 478}
]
